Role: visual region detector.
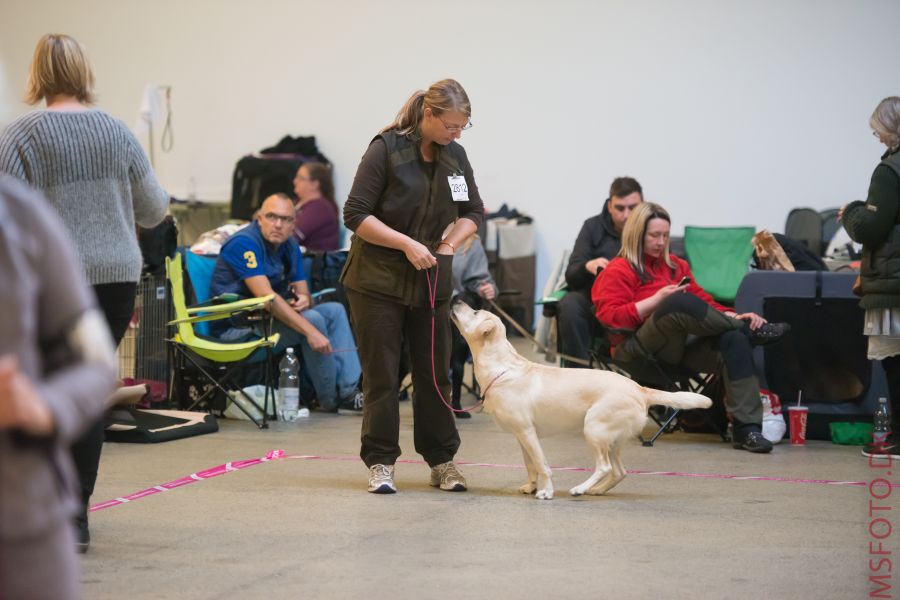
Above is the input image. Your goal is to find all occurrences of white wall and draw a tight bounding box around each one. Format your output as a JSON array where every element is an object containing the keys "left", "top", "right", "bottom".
[{"left": 2, "top": 0, "right": 898, "bottom": 311}]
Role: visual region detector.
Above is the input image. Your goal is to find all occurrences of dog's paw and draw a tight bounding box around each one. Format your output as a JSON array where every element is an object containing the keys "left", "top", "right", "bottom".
[
  {"left": 569, "top": 485, "right": 586, "bottom": 497},
  {"left": 535, "top": 488, "right": 554, "bottom": 500},
  {"left": 518, "top": 482, "right": 537, "bottom": 494}
]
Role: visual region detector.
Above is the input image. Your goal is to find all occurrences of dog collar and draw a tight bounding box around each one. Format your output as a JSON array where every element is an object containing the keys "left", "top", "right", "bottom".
[{"left": 480, "top": 369, "right": 508, "bottom": 398}]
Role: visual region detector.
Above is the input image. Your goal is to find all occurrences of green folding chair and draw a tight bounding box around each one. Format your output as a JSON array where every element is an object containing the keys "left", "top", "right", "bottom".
[
  {"left": 166, "top": 253, "right": 280, "bottom": 429},
  {"left": 684, "top": 226, "right": 755, "bottom": 304}
]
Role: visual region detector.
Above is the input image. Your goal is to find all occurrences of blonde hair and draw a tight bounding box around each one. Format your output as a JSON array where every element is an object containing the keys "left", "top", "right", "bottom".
[
  {"left": 381, "top": 78, "right": 471, "bottom": 136},
  {"left": 871, "top": 96, "right": 900, "bottom": 150},
  {"left": 618, "top": 202, "right": 675, "bottom": 277},
  {"left": 25, "top": 34, "right": 96, "bottom": 105}
]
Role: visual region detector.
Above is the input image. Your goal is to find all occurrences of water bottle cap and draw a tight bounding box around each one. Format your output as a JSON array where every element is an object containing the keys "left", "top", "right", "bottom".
[{"left": 286, "top": 348, "right": 294, "bottom": 354}]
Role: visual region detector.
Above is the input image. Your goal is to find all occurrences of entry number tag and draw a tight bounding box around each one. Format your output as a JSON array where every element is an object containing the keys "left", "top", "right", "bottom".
[{"left": 448, "top": 175, "right": 469, "bottom": 202}]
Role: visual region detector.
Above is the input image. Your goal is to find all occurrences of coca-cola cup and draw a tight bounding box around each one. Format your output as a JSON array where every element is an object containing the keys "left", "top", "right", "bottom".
[{"left": 788, "top": 406, "right": 808, "bottom": 445}]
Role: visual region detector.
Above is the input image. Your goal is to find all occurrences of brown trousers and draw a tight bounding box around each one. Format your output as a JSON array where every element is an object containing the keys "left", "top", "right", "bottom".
[{"left": 346, "top": 288, "right": 460, "bottom": 468}]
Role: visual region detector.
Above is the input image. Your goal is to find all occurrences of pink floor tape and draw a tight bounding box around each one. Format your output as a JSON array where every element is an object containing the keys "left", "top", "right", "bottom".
[{"left": 91, "top": 449, "right": 893, "bottom": 512}]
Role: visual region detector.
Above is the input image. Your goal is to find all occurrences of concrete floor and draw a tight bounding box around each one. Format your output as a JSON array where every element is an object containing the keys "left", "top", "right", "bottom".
[{"left": 81, "top": 341, "right": 887, "bottom": 600}]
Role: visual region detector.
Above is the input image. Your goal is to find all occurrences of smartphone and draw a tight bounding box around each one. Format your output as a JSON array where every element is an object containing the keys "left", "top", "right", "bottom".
[{"left": 678, "top": 276, "right": 691, "bottom": 287}]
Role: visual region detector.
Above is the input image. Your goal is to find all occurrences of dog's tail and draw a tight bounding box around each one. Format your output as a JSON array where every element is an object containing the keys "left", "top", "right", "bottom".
[{"left": 644, "top": 389, "right": 712, "bottom": 411}]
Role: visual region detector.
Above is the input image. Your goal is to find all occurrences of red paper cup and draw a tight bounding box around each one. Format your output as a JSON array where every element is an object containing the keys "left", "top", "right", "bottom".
[{"left": 788, "top": 406, "right": 808, "bottom": 445}]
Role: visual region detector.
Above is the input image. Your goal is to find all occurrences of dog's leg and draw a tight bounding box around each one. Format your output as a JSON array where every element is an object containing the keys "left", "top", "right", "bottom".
[
  {"left": 516, "top": 439, "right": 537, "bottom": 495},
  {"left": 587, "top": 445, "right": 627, "bottom": 496},
  {"left": 570, "top": 443, "right": 612, "bottom": 496},
  {"left": 570, "top": 416, "right": 613, "bottom": 496},
  {"left": 515, "top": 428, "right": 553, "bottom": 500}
]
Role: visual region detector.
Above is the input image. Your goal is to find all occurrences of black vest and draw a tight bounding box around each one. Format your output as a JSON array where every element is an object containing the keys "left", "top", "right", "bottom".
[{"left": 860, "top": 151, "right": 900, "bottom": 305}]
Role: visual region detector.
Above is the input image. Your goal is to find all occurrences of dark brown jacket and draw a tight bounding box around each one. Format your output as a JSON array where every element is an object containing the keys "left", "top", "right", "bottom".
[{"left": 342, "top": 131, "right": 484, "bottom": 306}]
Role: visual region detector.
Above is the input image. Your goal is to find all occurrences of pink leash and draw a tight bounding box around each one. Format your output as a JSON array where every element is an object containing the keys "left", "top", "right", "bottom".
[{"left": 425, "top": 264, "right": 494, "bottom": 415}]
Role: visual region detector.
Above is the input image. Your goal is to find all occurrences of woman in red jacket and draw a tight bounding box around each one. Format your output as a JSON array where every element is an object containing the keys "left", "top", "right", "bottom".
[{"left": 592, "top": 202, "right": 788, "bottom": 453}]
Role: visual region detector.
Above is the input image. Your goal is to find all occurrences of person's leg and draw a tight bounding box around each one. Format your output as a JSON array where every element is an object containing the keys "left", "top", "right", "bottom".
[
  {"left": 283, "top": 309, "right": 339, "bottom": 410},
  {"left": 617, "top": 293, "right": 743, "bottom": 365},
  {"left": 406, "top": 300, "right": 461, "bottom": 468},
  {"left": 309, "top": 301, "right": 362, "bottom": 400},
  {"left": 450, "top": 324, "right": 468, "bottom": 406},
  {"left": 0, "top": 523, "right": 80, "bottom": 600},
  {"left": 346, "top": 289, "right": 405, "bottom": 468},
  {"left": 71, "top": 282, "right": 136, "bottom": 552},
  {"left": 681, "top": 330, "right": 769, "bottom": 452},
  {"left": 881, "top": 354, "right": 900, "bottom": 434},
  {"left": 558, "top": 288, "right": 595, "bottom": 368}
]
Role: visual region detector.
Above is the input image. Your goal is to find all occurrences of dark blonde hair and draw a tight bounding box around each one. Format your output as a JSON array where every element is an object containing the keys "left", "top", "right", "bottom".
[
  {"left": 871, "top": 96, "right": 900, "bottom": 150},
  {"left": 25, "top": 34, "right": 96, "bottom": 105},
  {"left": 381, "top": 78, "right": 471, "bottom": 136},
  {"left": 619, "top": 202, "right": 675, "bottom": 277}
]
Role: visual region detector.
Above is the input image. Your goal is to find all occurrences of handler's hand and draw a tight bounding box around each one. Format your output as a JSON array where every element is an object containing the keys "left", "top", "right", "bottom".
[
  {"left": 290, "top": 294, "right": 311, "bottom": 312},
  {"left": 479, "top": 281, "right": 496, "bottom": 300},
  {"left": 404, "top": 239, "right": 438, "bottom": 270},
  {"left": 0, "top": 356, "right": 54, "bottom": 436}
]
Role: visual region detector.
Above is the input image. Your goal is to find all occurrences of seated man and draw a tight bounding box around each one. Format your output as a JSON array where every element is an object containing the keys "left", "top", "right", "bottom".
[
  {"left": 210, "top": 193, "right": 363, "bottom": 412},
  {"left": 559, "top": 176, "right": 643, "bottom": 367},
  {"left": 450, "top": 232, "right": 498, "bottom": 418}
]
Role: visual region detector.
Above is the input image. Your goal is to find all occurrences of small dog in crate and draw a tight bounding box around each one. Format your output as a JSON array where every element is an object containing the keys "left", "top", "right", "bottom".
[{"left": 451, "top": 300, "right": 711, "bottom": 500}]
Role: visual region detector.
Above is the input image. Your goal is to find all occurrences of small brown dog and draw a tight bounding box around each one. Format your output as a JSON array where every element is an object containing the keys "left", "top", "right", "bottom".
[{"left": 451, "top": 301, "right": 712, "bottom": 500}]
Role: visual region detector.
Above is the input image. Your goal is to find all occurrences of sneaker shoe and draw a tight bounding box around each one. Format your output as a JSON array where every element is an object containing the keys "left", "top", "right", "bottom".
[
  {"left": 748, "top": 322, "right": 790, "bottom": 346},
  {"left": 338, "top": 389, "right": 364, "bottom": 413},
  {"left": 367, "top": 464, "right": 396, "bottom": 494},
  {"left": 862, "top": 437, "right": 900, "bottom": 460},
  {"left": 733, "top": 430, "right": 774, "bottom": 453},
  {"left": 430, "top": 461, "right": 467, "bottom": 491}
]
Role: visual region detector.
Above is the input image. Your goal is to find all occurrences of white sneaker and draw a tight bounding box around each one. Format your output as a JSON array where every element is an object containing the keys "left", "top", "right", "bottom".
[
  {"left": 430, "top": 461, "right": 467, "bottom": 491},
  {"left": 367, "top": 464, "right": 396, "bottom": 494}
]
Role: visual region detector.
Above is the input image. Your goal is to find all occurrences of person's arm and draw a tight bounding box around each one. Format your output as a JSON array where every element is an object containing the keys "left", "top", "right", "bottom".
[
  {"left": 842, "top": 165, "right": 900, "bottom": 246},
  {"left": 2, "top": 181, "right": 116, "bottom": 443},
  {"left": 461, "top": 240, "right": 497, "bottom": 298},
  {"left": 592, "top": 260, "right": 643, "bottom": 330},
  {"left": 125, "top": 126, "right": 169, "bottom": 228},
  {"left": 294, "top": 200, "right": 338, "bottom": 247},
  {"left": 244, "top": 275, "right": 331, "bottom": 353},
  {"left": 0, "top": 124, "right": 28, "bottom": 180},
  {"left": 565, "top": 219, "right": 603, "bottom": 291}
]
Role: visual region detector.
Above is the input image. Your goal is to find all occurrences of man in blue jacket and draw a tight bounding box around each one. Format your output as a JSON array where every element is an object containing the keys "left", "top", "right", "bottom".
[{"left": 211, "top": 193, "right": 362, "bottom": 411}]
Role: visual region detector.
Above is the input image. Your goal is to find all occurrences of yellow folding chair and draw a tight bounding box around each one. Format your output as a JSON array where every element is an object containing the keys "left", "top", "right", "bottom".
[{"left": 166, "top": 253, "right": 280, "bottom": 429}]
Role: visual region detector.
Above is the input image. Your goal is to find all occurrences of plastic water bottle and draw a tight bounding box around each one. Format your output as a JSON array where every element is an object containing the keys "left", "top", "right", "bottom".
[
  {"left": 873, "top": 397, "right": 891, "bottom": 444},
  {"left": 279, "top": 348, "right": 301, "bottom": 422}
]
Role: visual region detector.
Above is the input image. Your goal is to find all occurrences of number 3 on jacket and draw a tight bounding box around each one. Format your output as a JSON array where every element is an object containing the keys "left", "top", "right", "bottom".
[{"left": 244, "top": 251, "right": 258, "bottom": 269}]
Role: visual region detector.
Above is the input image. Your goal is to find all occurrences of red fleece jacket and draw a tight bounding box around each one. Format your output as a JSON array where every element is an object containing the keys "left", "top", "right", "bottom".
[{"left": 591, "top": 254, "right": 731, "bottom": 350}]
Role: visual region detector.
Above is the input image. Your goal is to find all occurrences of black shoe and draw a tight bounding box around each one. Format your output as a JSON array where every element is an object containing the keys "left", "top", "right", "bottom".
[
  {"left": 75, "top": 514, "right": 90, "bottom": 554},
  {"left": 748, "top": 322, "right": 790, "bottom": 346},
  {"left": 862, "top": 435, "right": 900, "bottom": 459},
  {"left": 338, "top": 389, "right": 364, "bottom": 413},
  {"left": 733, "top": 430, "right": 773, "bottom": 453}
]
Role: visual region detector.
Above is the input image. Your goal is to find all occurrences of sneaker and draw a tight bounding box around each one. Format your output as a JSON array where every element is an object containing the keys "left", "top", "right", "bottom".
[
  {"left": 338, "top": 389, "right": 364, "bottom": 413},
  {"left": 733, "top": 430, "right": 774, "bottom": 453},
  {"left": 430, "top": 461, "right": 467, "bottom": 491},
  {"left": 367, "top": 464, "right": 396, "bottom": 494},
  {"left": 862, "top": 437, "right": 900, "bottom": 460},
  {"left": 748, "top": 322, "right": 790, "bottom": 346}
]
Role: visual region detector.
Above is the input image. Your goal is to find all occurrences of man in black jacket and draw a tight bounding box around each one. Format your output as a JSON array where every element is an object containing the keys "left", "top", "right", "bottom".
[{"left": 559, "top": 177, "right": 643, "bottom": 366}]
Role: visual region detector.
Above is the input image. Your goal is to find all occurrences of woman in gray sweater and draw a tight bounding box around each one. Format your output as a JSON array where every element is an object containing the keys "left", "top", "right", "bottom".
[{"left": 0, "top": 33, "right": 169, "bottom": 552}]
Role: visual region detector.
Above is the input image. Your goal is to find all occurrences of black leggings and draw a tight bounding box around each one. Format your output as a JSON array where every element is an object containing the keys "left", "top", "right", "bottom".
[
  {"left": 882, "top": 355, "right": 900, "bottom": 431},
  {"left": 71, "top": 282, "right": 136, "bottom": 511}
]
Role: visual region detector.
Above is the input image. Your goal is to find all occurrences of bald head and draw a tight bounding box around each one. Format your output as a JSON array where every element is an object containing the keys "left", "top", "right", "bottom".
[{"left": 256, "top": 193, "right": 295, "bottom": 245}]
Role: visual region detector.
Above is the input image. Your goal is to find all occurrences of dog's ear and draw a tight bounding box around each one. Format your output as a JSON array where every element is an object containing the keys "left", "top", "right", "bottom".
[{"left": 477, "top": 319, "right": 496, "bottom": 338}]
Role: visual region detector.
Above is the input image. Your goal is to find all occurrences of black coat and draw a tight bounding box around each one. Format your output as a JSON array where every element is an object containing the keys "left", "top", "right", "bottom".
[{"left": 564, "top": 201, "right": 622, "bottom": 293}]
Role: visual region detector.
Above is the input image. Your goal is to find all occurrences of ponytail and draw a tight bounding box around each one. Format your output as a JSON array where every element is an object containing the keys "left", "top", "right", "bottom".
[{"left": 381, "top": 90, "right": 426, "bottom": 136}]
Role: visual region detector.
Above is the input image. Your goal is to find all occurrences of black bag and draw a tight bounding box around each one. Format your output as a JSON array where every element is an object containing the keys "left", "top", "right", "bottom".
[
  {"left": 138, "top": 215, "right": 178, "bottom": 276},
  {"left": 303, "top": 250, "right": 349, "bottom": 310},
  {"left": 772, "top": 233, "right": 827, "bottom": 271}
]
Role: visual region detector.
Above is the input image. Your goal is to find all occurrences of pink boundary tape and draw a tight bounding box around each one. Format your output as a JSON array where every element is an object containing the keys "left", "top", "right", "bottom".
[{"left": 90, "top": 449, "right": 893, "bottom": 513}]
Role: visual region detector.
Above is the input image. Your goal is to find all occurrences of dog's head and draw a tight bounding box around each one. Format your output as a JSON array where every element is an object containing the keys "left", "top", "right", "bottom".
[{"left": 450, "top": 299, "right": 506, "bottom": 350}]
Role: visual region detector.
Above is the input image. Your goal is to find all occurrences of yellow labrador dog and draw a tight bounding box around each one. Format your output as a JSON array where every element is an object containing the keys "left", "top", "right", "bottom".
[{"left": 451, "top": 301, "right": 711, "bottom": 500}]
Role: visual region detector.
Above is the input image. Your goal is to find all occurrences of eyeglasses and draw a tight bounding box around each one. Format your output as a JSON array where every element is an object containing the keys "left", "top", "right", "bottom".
[
  {"left": 438, "top": 115, "right": 473, "bottom": 133},
  {"left": 294, "top": 175, "right": 311, "bottom": 182},
  {"left": 263, "top": 212, "right": 294, "bottom": 225}
]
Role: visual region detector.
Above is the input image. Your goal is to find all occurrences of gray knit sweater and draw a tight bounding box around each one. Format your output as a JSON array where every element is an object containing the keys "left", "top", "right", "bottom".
[{"left": 0, "top": 110, "right": 169, "bottom": 285}]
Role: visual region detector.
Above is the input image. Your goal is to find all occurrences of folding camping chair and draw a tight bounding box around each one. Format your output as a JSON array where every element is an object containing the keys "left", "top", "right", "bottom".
[
  {"left": 683, "top": 226, "right": 755, "bottom": 304},
  {"left": 165, "top": 253, "right": 280, "bottom": 429}
]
